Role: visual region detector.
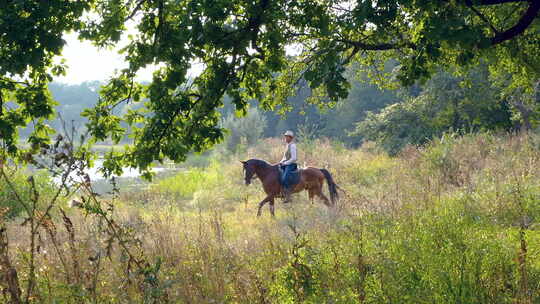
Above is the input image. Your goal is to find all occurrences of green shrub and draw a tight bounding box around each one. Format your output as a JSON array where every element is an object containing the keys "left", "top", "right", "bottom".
[
  {"left": 153, "top": 159, "right": 225, "bottom": 199},
  {"left": 0, "top": 169, "right": 56, "bottom": 218}
]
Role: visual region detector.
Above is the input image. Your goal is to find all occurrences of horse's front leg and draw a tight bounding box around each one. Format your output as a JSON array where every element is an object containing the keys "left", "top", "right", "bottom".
[
  {"left": 257, "top": 195, "right": 272, "bottom": 217},
  {"left": 269, "top": 198, "right": 275, "bottom": 217}
]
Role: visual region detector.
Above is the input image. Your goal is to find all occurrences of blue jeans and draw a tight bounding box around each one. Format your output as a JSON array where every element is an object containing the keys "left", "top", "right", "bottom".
[{"left": 281, "top": 164, "right": 297, "bottom": 189}]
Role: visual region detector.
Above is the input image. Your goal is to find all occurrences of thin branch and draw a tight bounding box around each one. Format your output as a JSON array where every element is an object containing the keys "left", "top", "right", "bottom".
[
  {"left": 337, "top": 38, "right": 415, "bottom": 51},
  {"left": 468, "top": 5, "right": 500, "bottom": 33},
  {"left": 125, "top": 0, "right": 146, "bottom": 21},
  {"left": 152, "top": 0, "right": 164, "bottom": 51},
  {"left": 501, "top": 2, "right": 524, "bottom": 26},
  {"left": 0, "top": 88, "right": 3, "bottom": 116},
  {"left": 343, "top": 45, "right": 360, "bottom": 65}
]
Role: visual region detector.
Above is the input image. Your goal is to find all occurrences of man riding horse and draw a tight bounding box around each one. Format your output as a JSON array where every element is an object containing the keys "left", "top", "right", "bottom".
[
  {"left": 279, "top": 130, "right": 297, "bottom": 202},
  {"left": 241, "top": 130, "right": 340, "bottom": 217}
]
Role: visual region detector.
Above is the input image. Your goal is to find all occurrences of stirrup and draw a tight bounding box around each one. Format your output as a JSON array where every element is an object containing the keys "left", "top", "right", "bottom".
[{"left": 282, "top": 187, "right": 292, "bottom": 203}]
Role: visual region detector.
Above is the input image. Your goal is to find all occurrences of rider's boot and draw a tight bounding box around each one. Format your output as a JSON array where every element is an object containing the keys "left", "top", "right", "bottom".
[{"left": 283, "top": 187, "right": 292, "bottom": 203}]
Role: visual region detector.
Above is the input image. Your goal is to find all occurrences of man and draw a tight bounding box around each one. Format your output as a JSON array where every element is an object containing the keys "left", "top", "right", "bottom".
[{"left": 279, "top": 130, "right": 297, "bottom": 201}]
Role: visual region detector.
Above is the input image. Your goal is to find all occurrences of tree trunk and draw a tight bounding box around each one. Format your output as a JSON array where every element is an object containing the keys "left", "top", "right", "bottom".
[{"left": 0, "top": 227, "right": 22, "bottom": 304}]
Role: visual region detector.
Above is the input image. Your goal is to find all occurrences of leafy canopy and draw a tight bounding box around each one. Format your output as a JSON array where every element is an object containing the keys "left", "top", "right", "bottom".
[{"left": 1, "top": 0, "right": 539, "bottom": 175}]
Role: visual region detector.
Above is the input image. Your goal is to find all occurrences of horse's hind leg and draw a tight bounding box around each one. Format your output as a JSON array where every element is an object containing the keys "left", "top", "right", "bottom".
[
  {"left": 316, "top": 190, "right": 332, "bottom": 207},
  {"left": 308, "top": 189, "right": 315, "bottom": 204},
  {"left": 312, "top": 181, "right": 332, "bottom": 207}
]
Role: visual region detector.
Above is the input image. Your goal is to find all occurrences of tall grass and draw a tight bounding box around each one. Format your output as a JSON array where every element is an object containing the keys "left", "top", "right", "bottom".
[{"left": 2, "top": 132, "right": 540, "bottom": 303}]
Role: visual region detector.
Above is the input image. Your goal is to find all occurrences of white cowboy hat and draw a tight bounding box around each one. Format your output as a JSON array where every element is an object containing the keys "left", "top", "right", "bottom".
[{"left": 283, "top": 130, "right": 294, "bottom": 137}]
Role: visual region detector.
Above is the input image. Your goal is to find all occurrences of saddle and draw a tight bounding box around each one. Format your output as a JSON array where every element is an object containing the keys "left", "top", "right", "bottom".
[{"left": 279, "top": 164, "right": 301, "bottom": 190}]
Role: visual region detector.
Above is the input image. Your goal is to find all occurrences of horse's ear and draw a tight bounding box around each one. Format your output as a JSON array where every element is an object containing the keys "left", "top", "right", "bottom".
[{"left": 240, "top": 160, "right": 247, "bottom": 164}]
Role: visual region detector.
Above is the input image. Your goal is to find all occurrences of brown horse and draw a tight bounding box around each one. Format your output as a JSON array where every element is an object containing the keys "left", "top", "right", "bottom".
[{"left": 241, "top": 159, "right": 339, "bottom": 216}]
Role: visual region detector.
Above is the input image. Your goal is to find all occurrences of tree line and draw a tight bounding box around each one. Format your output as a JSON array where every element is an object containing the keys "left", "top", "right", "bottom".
[{"left": 40, "top": 62, "right": 538, "bottom": 156}]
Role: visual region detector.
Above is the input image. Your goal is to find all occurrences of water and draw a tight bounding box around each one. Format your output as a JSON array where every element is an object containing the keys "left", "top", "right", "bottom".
[
  {"left": 85, "top": 159, "right": 168, "bottom": 181},
  {"left": 49, "top": 159, "right": 171, "bottom": 186}
]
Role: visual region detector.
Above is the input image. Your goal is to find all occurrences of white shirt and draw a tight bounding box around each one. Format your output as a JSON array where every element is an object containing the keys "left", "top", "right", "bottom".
[{"left": 281, "top": 142, "right": 297, "bottom": 165}]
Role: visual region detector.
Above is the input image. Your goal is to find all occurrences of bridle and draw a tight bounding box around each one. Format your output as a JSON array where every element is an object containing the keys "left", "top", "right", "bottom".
[{"left": 243, "top": 165, "right": 256, "bottom": 185}]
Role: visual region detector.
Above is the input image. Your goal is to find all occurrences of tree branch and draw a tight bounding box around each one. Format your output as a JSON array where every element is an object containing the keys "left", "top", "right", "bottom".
[
  {"left": 152, "top": 0, "right": 164, "bottom": 51},
  {"left": 248, "top": 0, "right": 271, "bottom": 59},
  {"left": 476, "top": 0, "right": 529, "bottom": 5},
  {"left": 490, "top": 0, "right": 540, "bottom": 45},
  {"left": 337, "top": 38, "right": 415, "bottom": 51}
]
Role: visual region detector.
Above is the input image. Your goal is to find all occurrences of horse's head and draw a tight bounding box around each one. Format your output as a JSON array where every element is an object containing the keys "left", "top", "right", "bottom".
[{"left": 240, "top": 160, "right": 256, "bottom": 185}]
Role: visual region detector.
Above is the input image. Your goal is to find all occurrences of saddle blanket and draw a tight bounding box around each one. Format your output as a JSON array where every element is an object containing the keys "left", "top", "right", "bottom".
[{"left": 279, "top": 164, "right": 300, "bottom": 189}]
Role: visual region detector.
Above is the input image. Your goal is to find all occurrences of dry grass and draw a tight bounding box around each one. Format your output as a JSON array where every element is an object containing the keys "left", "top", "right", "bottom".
[{"left": 2, "top": 132, "right": 540, "bottom": 303}]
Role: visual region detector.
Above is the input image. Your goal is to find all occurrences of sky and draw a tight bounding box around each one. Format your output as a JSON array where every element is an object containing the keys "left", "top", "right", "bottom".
[
  {"left": 55, "top": 29, "right": 296, "bottom": 85},
  {"left": 54, "top": 33, "right": 156, "bottom": 84}
]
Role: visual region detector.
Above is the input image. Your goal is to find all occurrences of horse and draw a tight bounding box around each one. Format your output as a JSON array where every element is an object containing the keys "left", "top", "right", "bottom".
[{"left": 240, "top": 159, "right": 339, "bottom": 216}]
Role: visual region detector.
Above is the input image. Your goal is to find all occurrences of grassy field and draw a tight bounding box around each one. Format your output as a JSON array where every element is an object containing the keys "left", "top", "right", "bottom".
[{"left": 2, "top": 133, "right": 540, "bottom": 303}]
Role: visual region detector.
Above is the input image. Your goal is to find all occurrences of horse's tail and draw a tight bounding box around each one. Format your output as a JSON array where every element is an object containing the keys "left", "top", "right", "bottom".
[{"left": 320, "top": 168, "right": 339, "bottom": 205}]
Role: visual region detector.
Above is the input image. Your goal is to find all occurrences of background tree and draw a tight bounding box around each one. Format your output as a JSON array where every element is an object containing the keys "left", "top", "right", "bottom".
[
  {"left": 355, "top": 66, "right": 514, "bottom": 154},
  {"left": 221, "top": 107, "right": 267, "bottom": 153}
]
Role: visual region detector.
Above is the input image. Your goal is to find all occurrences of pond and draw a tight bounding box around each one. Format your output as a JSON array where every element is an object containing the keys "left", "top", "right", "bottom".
[
  {"left": 85, "top": 159, "right": 169, "bottom": 181},
  {"left": 53, "top": 159, "right": 179, "bottom": 195}
]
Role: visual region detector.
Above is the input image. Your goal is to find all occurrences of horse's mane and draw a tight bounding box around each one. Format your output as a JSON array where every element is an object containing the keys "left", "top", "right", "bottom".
[{"left": 248, "top": 158, "right": 274, "bottom": 168}]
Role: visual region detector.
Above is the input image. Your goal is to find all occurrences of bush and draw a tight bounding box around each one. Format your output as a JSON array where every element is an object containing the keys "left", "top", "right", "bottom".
[
  {"left": 0, "top": 169, "right": 56, "bottom": 218},
  {"left": 153, "top": 159, "right": 225, "bottom": 199}
]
